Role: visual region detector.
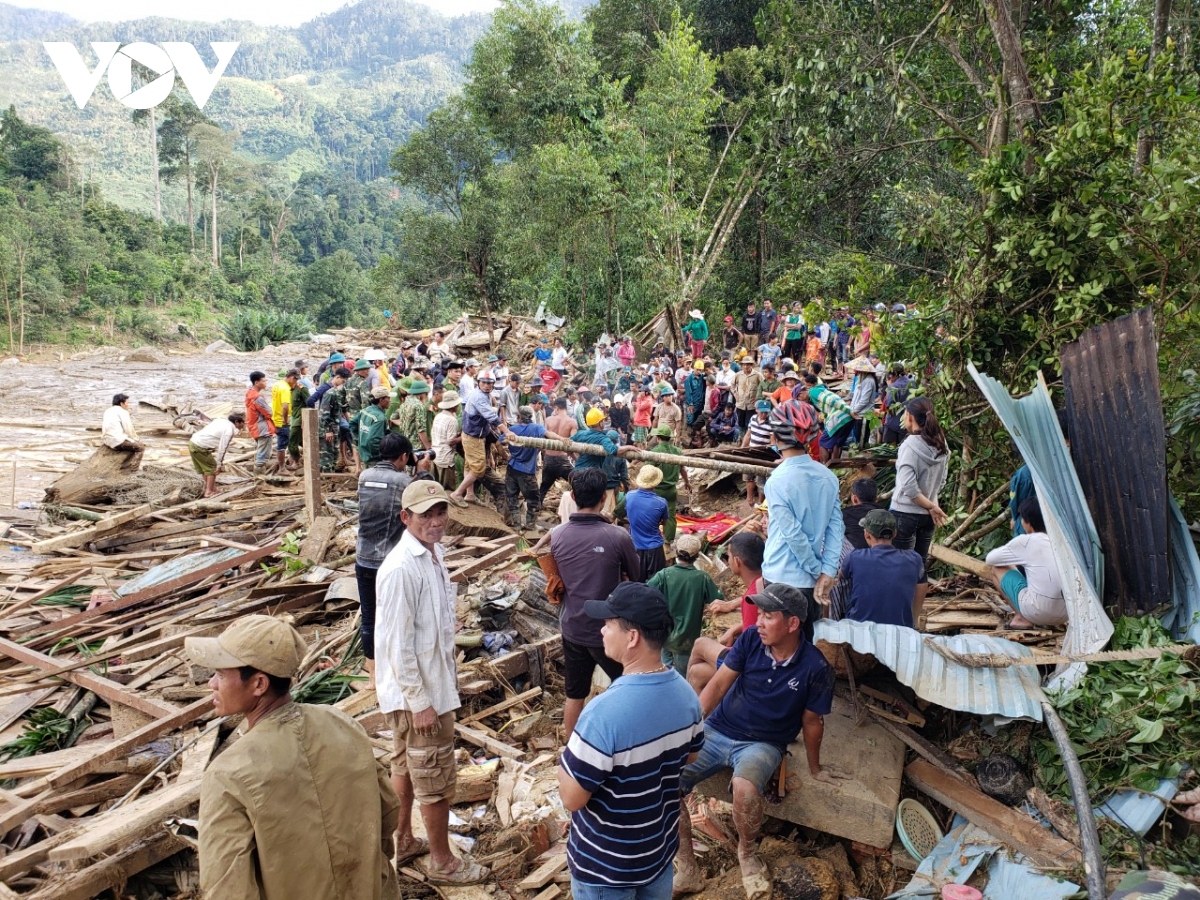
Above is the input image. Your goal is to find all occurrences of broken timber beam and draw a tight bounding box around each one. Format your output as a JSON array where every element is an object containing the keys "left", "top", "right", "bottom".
[
  {"left": 32, "top": 833, "right": 187, "bottom": 900},
  {"left": 31, "top": 503, "right": 156, "bottom": 553},
  {"left": 928, "top": 543, "right": 992, "bottom": 578},
  {"left": 49, "top": 777, "right": 201, "bottom": 861},
  {"left": 0, "top": 637, "right": 176, "bottom": 719},
  {"left": 904, "top": 760, "right": 1079, "bottom": 869}
]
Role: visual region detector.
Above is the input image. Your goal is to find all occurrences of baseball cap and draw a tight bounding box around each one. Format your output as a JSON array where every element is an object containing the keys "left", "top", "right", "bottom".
[
  {"left": 748, "top": 583, "right": 811, "bottom": 622},
  {"left": 370, "top": 385, "right": 391, "bottom": 399},
  {"left": 675, "top": 533, "right": 702, "bottom": 556},
  {"left": 402, "top": 479, "right": 453, "bottom": 514},
  {"left": 185, "top": 615, "right": 307, "bottom": 679},
  {"left": 584, "top": 581, "right": 674, "bottom": 632},
  {"left": 756, "top": 400, "right": 772, "bottom": 412},
  {"left": 861, "top": 509, "right": 898, "bottom": 538},
  {"left": 585, "top": 408, "right": 605, "bottom": 426}
]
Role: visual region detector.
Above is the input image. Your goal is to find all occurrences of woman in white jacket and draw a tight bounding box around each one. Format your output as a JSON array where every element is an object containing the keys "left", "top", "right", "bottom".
[{"left": 889, "top": 396, "right": 949, "bottom": 622}]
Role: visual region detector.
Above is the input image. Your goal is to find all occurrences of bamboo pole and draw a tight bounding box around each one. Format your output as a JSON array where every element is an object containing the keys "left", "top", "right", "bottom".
[{"left": 503, "top": 433, "right": 778, "bottom": 478}]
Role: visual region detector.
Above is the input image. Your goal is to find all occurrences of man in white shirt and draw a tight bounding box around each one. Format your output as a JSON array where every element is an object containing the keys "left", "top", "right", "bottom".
[
  {"left": 431, "top": 391, "right": 462, "bottom": 490},
  {"left": 460, "top": 360, "right": 479, "bottom": 396},
  {"left": 188, "top": 413, "right": 245, "bottom": 498},
  {"left": 375, "top": 481, "right": 487, "bottom": 885},
  {"left": 101, "top": 393, "right": 143, "bottom": 452},
  {"left": 551, "top": 337, "right": 571, "bottom": 373},
  {"left": 985, "top": 496, "right": 1066, "bottom": 627}
]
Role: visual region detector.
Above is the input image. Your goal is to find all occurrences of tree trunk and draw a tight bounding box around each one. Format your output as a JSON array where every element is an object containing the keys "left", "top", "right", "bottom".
[
  {"left": 0, "top": 266, "right": 12, "bottom": 352},
  {"left": 17, "top": 250, "right": 25, "bottom": 356},
  {"left": 149, "top": 107, "right": 161, "bottom": 223},
  {"left": 1136, "top": 0, "right": 1173, "bottom": 170},
  {"left": 210, "top": 168, "right": 220, "bottom": 267},
  {"left": 185, "top": 146, "right": 195, "bottom": 251},
  {"left": 982, "top": 0, "right": 1039, "bottom": 130}
]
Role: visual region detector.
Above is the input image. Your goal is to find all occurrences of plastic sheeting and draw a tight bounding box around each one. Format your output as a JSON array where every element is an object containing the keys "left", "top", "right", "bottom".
[
  {"left": 1165, "top": 496, "right": 1200, "bottom": 644},
  {"left": 888, "top": 820, "right": 1080, "bottom": 899},
  {"left": 967, "top": 365, "right": 1114, "bottom": 680},
  {"left": 812, "top": 619, "right": 1046, "bottom": 721}
]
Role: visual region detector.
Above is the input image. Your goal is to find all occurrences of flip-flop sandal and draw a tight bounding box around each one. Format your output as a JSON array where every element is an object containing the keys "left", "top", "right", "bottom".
[
  {"left": 393, "top": 837, "right": 429, "bottom": 866},
  {"left": 419, "top": 854, "right": 489, "bottom": 885}
]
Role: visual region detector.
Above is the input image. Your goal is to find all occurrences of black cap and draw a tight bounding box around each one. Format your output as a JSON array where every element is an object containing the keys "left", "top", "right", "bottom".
[
  {"left": 748, "top": 583, "right": 811, "bottom": 622},
  {"left": 585, "top": 582, "right": 674, "bottom": 631}
]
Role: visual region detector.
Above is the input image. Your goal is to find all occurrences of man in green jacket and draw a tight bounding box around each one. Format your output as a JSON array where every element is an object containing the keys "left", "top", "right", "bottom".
[
  {"left": 351, "top": 386, "right": 392, "bottom": 469},
  {"left": 682, "top": 309, "right": 709, "bottom": 359},
  {"left": 649, "top": 425, "right": 691, "bottom": 541}
]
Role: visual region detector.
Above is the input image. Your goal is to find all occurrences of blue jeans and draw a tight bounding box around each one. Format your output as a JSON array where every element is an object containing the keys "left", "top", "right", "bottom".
[
  {"left": 679, "top": 725, "right": 783, "bottom": 795},
  {"left": 571, "top": 862, "right": 673, "bottom": 900}
]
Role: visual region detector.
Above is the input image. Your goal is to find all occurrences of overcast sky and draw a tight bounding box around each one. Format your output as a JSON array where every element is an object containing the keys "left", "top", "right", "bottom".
[{"left": 11, "top": 0, "right": 500, "bottom": 26}]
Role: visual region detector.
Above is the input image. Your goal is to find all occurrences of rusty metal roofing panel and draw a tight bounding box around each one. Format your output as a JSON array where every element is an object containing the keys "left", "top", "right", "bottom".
[
  {"left": 968, "top": 364, "right": 1114, "bottom": 671},
  {"left": 1061, "top": 308, "right": 1169, "bottom": 615},
  {"left": 813, "top": 619, "right": 1046, "bottom": 721}
]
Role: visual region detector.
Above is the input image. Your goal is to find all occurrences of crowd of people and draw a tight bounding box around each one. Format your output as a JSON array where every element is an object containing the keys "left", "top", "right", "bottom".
[{"left": 170, "top": 306, "right": 1073, "bottom": 900}]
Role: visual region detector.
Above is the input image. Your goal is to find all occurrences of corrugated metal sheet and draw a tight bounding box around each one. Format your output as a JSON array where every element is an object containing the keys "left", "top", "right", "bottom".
[
  {"left": 812, "top": 619, "right": 1045, "bottom": 720},
  {"left": 1166, "top": 496, "right": 1200, "bottom": 644},
  {"left": 1061, "top": 308, "right": 1170, "bottom": 615},
  {"left": 116, "top": 547, "right": 249, "bottom": 597},
  {"left": 968, "top": 364, "right": 1114, "bottom": 673}
]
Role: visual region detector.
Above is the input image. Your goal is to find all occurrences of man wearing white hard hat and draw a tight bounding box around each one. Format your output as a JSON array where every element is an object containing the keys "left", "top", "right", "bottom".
[{"left": 188, "top": 615, "right": 400, "bottom": 900}]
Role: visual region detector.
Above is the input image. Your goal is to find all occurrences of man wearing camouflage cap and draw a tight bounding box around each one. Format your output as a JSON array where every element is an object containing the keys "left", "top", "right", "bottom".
[
  {"left": 837, "top": 509, "right": 924, "bottom": 627},
  {"left": 188, "top": 615, "right": 400, "bottom": 900}
]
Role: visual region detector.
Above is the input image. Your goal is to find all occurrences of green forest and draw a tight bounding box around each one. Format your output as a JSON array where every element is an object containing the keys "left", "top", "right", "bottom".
[{"left": 3, "top": 0, "right": 1200, "bottom": 506}]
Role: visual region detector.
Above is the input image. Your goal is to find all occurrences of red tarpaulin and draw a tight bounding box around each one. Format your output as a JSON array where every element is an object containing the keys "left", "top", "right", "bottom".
[{"left": 676, "top": 513, "right": 742, "bottom": 543}]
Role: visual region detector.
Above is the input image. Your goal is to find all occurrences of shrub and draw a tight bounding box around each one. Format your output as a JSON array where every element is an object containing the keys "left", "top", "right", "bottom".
[{"left": 222, "top": 308, "right": 315, "bottom": 351}]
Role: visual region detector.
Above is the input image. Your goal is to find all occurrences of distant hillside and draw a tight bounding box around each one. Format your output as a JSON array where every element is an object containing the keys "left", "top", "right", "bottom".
[
  {"left": 0, "top": 0, "right": 489, "bottom": 215},
  {"left": 0, "top": 3, "right": 75, "bottom": 39}
]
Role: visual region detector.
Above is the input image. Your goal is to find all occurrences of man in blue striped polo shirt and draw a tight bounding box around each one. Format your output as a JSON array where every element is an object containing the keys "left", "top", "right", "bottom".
[{"left": 558, "top": 582, "right": 704, "bottom": 900}]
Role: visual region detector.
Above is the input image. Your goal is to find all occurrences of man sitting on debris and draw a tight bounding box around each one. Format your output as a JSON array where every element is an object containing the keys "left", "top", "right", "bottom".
[
  {"left": 188, "top": 615, "right": 400, "bottom": 900},
  {"left": 376, "top": 480, "right": 487, "bottom": 885},
  {"left": 985, "top": 496, "right": 1067, "bottom": 627},
  {"left": 550, "top": 468, "right": 640, "bottom": 740},
  {"left": 838, "top": 509, "right": 925, "bottom": 628},
  {"left": 559, "top": 582, "right": 703, "bottom": 900},
  {"left": 188, "top": 412, "right": 245, "bottom": 498},
  {"left": 673, "top": 584, "right": 840, "bottom": 900},
  {"left": 102, "top": 393, "right": 143, "bottom": 454}
]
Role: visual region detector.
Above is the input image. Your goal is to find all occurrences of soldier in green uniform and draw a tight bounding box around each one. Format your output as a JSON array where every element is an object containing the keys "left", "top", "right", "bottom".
[
  {"left": 394, "top": 381, "right": 432, "bottom": 451},
  {"left": 287, "top": 370, "right": 311, "bottom": 464},
  {"left": 649, "top": 425, "right": 691, "bottom": 541},
  {"left": 345, "top": 359, "right": 371, "bottom": 419},
  {"left": 319, "top": 369, "right": 348, "bottom": 472},
  {"left": 350, "top": 386, "right": 392, "bottom": 468}
]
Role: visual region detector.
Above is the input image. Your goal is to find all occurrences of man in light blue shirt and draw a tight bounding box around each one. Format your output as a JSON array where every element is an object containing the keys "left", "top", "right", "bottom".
[{"left": 762, "top": 401, "right": 843, "bottom": 616}]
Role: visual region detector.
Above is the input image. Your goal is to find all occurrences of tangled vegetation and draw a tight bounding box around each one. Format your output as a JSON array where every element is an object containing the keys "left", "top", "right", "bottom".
[{"left": 221, "top": 308, "right": 315, "bottom": 352}]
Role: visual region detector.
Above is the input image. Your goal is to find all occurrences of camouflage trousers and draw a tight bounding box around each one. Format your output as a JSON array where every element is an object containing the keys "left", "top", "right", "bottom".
[{"left": 319, "top": 436, "right": 339, "bottom": 472}]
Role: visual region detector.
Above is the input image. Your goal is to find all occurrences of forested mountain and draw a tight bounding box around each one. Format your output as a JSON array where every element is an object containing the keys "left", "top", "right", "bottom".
[{"left": 0, "top": 0, "right": 489, "bottom": 211}]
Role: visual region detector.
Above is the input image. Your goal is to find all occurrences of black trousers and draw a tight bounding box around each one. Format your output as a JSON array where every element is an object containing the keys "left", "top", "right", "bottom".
[
  {"left": 539, "top": 455, "right": 573, "bottom": 504},
  {"left": 506, "top": 469, "right": 540, "bottom": 523},
  {"left": 354, "top": 563, "right": 379, "bottom": 659}
]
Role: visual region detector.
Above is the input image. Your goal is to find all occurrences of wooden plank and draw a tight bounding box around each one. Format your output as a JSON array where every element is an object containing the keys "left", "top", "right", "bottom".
[
  {"left": 49, "top": 777, "right": 201, "bottom": 861},
  {"left": 47, "top": 697, "right": 213, "bottom": 789},
  {"left": 0, "top": 637, "right": 176, "bottom": 719},
  {"left": 302, "top": 407, "right": 321, "bottom": 524},
  {"left": 0, "top": 687, "right": 56, "bottom": 732},
  {"left": 31, "top": 833, "right": 185, "bottom": 900},
  {"left": 462, "top": 687, "right": 542, "bottom": 724},
  {"left": 904, "top": 759, "right": 1080, "bottom": 868},
  {"left": 871, "top": 716, "right": 979, "bottom": 790},
  {"left": 92, "top": 496, "right": 302, "bottom": 551},
  {"left": 517, "top": 853, "right": 568, "bottom": 890},
  {"left": 0, "top": 828, "right": 76, "bottom": 881},
  {"left": 929, "top": 543, "right": 992, "bottom": 578},
  {"left": 299, "top": 515, "right": 337, "bottom": 564},
  {"left": 31, "top": 504, "right": 156, "bottom": 553},
  {"left": 23, "top": 542, "right": 281, "bottom": 637},
  {"left": 454, "top": 723, "right": 524, "bottom": 760},
  {"left": 449, "top": 538, "right": 520, "bottom": 583},
  {"left": 6, "top": 626, "right": 210, "bottom": 688}
]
